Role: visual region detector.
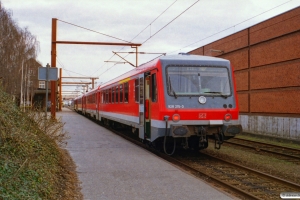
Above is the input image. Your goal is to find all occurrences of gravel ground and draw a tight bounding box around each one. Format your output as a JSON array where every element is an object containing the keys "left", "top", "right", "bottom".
[{"left": 202, "top": 134, "right": 300, "bottom": 185}]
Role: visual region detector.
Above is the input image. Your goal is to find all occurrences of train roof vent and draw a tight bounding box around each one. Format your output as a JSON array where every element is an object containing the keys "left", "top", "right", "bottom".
[{"left": 178, "top": 52, "right": 190, "bottom": 55}]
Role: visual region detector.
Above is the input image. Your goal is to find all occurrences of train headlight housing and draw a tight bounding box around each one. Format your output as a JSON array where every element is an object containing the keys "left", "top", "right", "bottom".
[
  {"left": 172, "top": 114, "right": 180, "bottom": 122},
  {"left": 224, "top": 113, "right": 232, "bottom": 122}
]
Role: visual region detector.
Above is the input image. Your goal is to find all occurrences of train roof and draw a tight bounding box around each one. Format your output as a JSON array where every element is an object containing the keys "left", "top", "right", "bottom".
[
  {"left": 159, "top": 54, "right": 230, "bottom": 66},
  {"left": 160, "top": 54, "right": 227, "bottom": 61}
]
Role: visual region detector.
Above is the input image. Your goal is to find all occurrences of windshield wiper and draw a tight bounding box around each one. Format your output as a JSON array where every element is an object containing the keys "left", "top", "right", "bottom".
[
  {"left": 168, "top": 76, "right": 177, "bottom": 99},
  {"left": 204, "top": 91, "right": 227, "bottom": 99},
  {"left": 172, "top": 90, "right": 177, "bottom": 99}
]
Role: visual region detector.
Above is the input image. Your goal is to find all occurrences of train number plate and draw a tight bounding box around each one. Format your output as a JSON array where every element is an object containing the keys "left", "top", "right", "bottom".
[{"left": 168, "top": 105, "right": 184, "bottom": 108}]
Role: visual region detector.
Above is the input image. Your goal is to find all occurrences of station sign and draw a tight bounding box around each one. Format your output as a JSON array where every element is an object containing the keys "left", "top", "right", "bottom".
[{"left": 38, "top": 67, "right": 58, "bottom": 81}]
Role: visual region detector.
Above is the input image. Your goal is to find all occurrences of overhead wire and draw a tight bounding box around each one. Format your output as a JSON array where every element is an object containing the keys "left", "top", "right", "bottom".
[
  {"left": 58, "top": 1, "right": 182, "bottom": 91},
  {"left": 142, "top": 0, "right": 200, "bottom": 45},
  {"left": 61, "top": 0, "right": 294, "bottom": 85},
  {"left": 57, "top": 56, "right": 90, "bottom": 92},
  {"left": 130, "top": 0, "right": 178, "bottom": 42},
  {"left": 169, "top": 0, "right": 294, "bottom": 53},
  {"left": 57, "top": 56, "right": 72, "bottom": 77},
  {"left": 58, "top": 0, "right": 186, "bottom": 78},
  {"left": 94, "top": 0, "right": 179, "bottom": 77},
  {"left": 57, "top": 19, "right": 132, "bottom": 43}
]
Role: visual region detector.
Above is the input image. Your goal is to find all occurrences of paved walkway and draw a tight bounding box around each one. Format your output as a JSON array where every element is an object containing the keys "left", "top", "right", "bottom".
[{"left": 58, "top": 108, "right": 235, "bottom": 200}]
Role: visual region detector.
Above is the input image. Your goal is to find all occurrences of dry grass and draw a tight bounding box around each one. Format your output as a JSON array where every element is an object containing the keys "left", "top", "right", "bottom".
[{"left": 203, "top": 139, "right": 300, "bottom": 185}]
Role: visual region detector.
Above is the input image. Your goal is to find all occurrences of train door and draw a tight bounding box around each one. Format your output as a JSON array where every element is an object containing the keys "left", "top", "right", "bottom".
[
  {"left": 144, "top": 69, "right": 157, "bottom": 141},
  {"left": 144, "top": 72, "right": 151, "bottom": 139},
  {"left": 138, "top": 74, "right": 145, "bottom": 139}
]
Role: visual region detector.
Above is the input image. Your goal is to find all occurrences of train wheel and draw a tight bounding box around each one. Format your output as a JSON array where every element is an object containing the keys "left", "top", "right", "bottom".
[
  {"left": 188, "top": 136, "right": 200, "bottom": 151},
  {"left": 199, "top": 140, "right": 208, "bottom": 150}
]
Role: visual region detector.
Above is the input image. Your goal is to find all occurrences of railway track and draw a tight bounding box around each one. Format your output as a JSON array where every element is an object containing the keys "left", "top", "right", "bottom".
[
  {"left": 173, "top": 151, "right": 300, "bottom": 199},
  {"left": 101, "top": 123, "right": 300, "bottom": 199},
  {"left": 223, "top": 138, "right": 300, "bottom": 164}
]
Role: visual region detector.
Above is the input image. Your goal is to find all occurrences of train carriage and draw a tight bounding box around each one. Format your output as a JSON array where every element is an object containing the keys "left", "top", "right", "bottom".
[
  {"left": 83, "top": 86, "right": 100, "bottom": 119},
  {"left": 74, "top": 95, "right": 83, "bottom": 113}
]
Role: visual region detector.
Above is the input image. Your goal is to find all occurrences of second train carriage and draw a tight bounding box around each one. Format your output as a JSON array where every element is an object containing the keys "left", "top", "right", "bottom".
[{"left": 77, "top": 54, "right": 242, "bottom": 154}]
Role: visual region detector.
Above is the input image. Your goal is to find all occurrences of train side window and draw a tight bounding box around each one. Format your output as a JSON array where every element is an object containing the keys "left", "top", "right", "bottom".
[
  {"left": 116, "top": 86, "right": 119, "bottom": 103},
  {"left": 102, "top": 91, "right": 104, "bottom": 103},
  {"left": 120, "top": 84, "right": 123, "bottom": 103},
  {"left": 109, "top": 88, "right": 111, "bottom": 103},
  {"left": 112, "top": 87, "right": 115, "bottom": 103},
  {"left": 151, "top": 73, "right": 157, "bottom": 102},
  {"left": 135, "top": 79, "right": 139, "bottom": 103},
  {"left": 105, "top": 90, "right": 108, "bottom": 104},
  {"left": 124, "top": 82, "right": 129, "bottom": 103}
]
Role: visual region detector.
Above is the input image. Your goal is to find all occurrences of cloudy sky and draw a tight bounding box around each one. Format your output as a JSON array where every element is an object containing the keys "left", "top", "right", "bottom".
[{"left": 1, "top": 0, "right": 299, "bottom": 92}]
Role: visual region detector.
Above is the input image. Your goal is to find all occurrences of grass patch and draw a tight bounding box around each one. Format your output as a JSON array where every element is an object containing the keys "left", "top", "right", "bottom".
[
  {"left": 204, "top": 140, "right": 300, "bottom": 185},
  {"left": 0, "top": 88, "right": 82, "bottom": 199},
  {"left": 236, "top": 134, "right": 300, "bottom": 150}
]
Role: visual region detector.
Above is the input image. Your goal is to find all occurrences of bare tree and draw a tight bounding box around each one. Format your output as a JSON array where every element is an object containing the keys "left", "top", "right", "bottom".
[{"left": 0, "top": 1, "right": 40, "bottom": 105}]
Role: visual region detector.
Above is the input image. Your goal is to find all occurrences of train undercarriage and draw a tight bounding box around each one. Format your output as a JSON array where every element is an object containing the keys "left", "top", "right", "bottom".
[{"left": 102, "top": 116, "right": 241, "bottom": 155}]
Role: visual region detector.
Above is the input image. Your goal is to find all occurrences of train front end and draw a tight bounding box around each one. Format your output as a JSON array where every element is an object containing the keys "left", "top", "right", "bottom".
[{"left": 158, "top": 54, "right": 242, "bottom": 152}]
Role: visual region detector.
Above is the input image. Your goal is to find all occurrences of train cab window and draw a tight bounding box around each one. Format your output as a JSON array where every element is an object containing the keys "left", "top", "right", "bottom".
[
  {"left": 151, "top": 73, "right": 157, "bottom": 102},
  {"left": 116, "top": 86, "right": 119, "bottom": 103},
  {"left": 135, "top": 79, "right": 139, "bottom": 103},
  {"left": 124, "top": 82, "right": 129, "bottom": 103},
  {"left": 167, "top": 66, "right": 231, "bottom": 97},
  {"left": 119, "top": 84, "right": 123, "bottom": 103},
  {"left": 112, "top": 87, "right": 115, "bottom": 103}
]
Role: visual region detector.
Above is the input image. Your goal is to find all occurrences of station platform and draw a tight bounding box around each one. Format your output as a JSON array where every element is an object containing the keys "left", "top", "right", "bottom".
[{"left": 57, "top": 108, "right": 235, "bottom": 200}]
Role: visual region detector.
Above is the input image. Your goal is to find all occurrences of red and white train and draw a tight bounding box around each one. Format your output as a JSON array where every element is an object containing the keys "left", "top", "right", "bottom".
[{"left": 74, "top": 54, "right": 242, "bottom": 155}]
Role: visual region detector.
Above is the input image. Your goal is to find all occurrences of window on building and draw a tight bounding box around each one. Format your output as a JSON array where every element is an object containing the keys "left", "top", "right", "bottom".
[
  {"left": 39, "top": 81, "right": 45, "bottom": 89},
  {"left": 28, "top": 69, "right": 34, "bottom": 75}
]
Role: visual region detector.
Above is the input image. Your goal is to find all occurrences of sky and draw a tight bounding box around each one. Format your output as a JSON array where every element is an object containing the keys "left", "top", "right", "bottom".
[{"left": 1, "top": 0, "right": 300, "bottom": 94}]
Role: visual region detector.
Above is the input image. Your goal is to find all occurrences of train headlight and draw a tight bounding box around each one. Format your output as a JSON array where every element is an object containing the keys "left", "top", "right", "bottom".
[
  {"left": 224, "top": 113, "right": 232, "bottom": 121},
  {"left": 198, "top": 96, "right": 206, "bottom": 104},
  {"left": 172, "top": 114, "right": 180, "bottom": 122}
]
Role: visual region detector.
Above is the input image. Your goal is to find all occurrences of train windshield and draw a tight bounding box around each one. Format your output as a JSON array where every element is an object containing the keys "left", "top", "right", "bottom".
[{"left": 167, "top": 66, "right": 231, "bottom": 97}]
